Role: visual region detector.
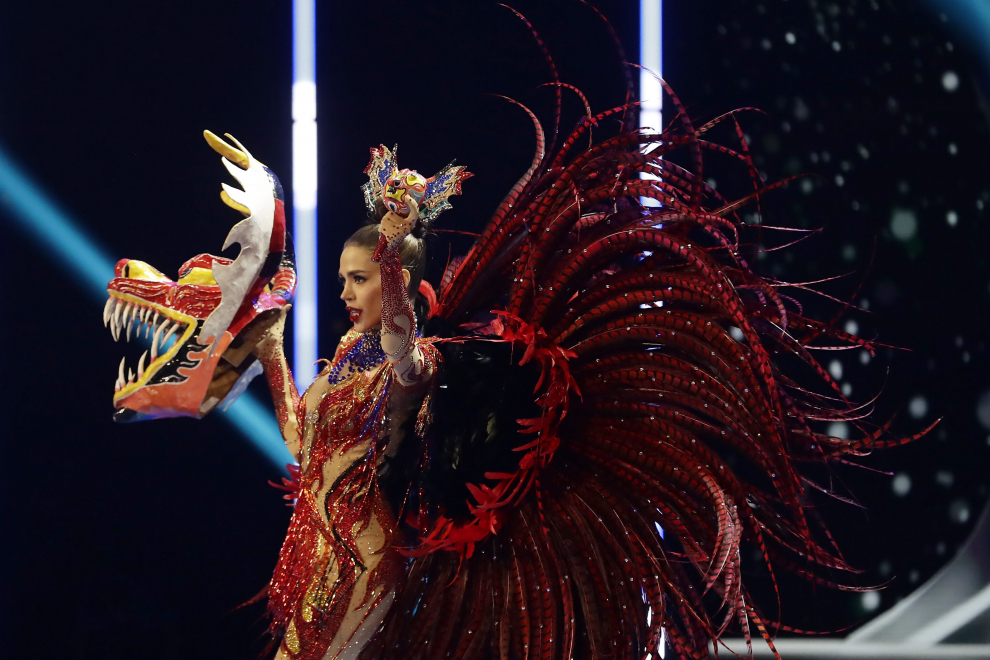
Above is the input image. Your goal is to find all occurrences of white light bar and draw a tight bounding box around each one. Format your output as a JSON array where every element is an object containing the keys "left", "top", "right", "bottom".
[
  {"left": 640, "top": 0, "right": 663, "bottom": 208},
  {"left": 639, "top": 8, "right": 666, "bottom": 656},
  {"left": 293, "top": 0, "right": 318, "bottom": 388}
]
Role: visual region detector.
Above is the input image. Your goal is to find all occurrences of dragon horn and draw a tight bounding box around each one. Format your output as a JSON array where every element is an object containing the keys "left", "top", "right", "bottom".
[
  {"left": 203, "top": 130, "right": 250, "bottom": 168},
  {"left": 204, "top": 131, "right": 256, "bottom": 216}
]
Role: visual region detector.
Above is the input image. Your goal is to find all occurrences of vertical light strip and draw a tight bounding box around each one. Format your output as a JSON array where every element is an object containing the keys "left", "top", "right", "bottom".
[
  {"left": 292, "top": 0, "right": 318, "bottom": 389},
  {"left": 640, "top": 10, "right": 666, "bottom": 657},
  {"left": 0, "top": 145, "right": 291, "bottom": 470},
  {"left": 640, "top": 0, "right": 663, "bottom": 209}
]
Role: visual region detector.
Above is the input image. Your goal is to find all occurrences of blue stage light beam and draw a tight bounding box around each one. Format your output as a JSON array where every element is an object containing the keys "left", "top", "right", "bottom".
[
  {"left": 639, "top": 0, "right": 663, "bottom": 209},
  {"left": 292, "top": 0, "right": 319, "bottom": 390},
  {"left": 0, "top": 147, "right": 116, "bottom": 295},
  {"left": 0, "top": 144, "right": 292, "bottom": 471},
  {"left": 916, "top": 0, "right": 990, "bottom": 74}
]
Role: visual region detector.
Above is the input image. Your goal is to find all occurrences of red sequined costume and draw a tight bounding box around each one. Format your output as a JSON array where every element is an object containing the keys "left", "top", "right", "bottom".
[{"left": 256, "top": 234, "right": 437, "bottom": 660}]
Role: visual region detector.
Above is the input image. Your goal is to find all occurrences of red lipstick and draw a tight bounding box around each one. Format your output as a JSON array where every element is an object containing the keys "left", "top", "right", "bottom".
[{"left": 346, "top": 307, "right": 362, "bottom": 323}]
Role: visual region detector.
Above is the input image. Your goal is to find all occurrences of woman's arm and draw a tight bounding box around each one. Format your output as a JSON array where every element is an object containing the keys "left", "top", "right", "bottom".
[
  {"left": 253, "top": 308, "right": 302, "bottom": 459},
  {"left": 376, "top": 203, "right": 434, "bottom": 388}
]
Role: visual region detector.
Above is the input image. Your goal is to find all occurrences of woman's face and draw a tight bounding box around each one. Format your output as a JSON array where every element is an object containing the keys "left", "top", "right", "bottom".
[{"left": 339, "top": 245, "right": 383, "bottom": 333}]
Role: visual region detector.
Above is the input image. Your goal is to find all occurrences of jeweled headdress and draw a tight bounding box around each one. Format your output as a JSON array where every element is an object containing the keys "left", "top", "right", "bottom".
[{"left": 362, "top": 144, "right": 472, "bottom": 226}]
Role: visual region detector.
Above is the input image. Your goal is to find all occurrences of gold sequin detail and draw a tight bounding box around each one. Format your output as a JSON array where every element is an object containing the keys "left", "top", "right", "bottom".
[{"left": 285, "top": 618, "right": 300, "bottom": 655}]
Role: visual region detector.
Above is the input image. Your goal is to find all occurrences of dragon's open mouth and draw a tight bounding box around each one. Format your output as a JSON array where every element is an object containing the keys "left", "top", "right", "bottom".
[
  {"left": 104, "top": 292, "right": 198, "bottom": 401},
  {"left": 104, "top": 131, "right": 293, "bottom": 422}
]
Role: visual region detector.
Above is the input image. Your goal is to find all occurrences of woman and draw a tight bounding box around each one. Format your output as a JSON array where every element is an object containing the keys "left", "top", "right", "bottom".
[{"left": 253, "top": 195, "right": 438, "bottom": 660}]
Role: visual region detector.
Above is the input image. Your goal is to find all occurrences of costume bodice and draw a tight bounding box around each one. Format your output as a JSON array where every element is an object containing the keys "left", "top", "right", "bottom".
[
  {"left": 296, "top": 329, "right": 391, "bottom": 502},
  {"left": 267, "top": 328, "right": 438, "bottom": 657}
]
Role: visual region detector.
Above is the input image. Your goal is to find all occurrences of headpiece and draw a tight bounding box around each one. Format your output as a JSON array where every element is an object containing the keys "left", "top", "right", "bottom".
[{"left": 362, "top": 144, "right": 472, "bottom": 227}]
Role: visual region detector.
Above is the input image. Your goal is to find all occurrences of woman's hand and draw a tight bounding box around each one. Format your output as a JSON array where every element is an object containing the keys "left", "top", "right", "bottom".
[
  {"left": 249, "top": 304, "right": 292, "bottom": 358},
  {"left": 379, "top": 196, "right": 420, "bottom": 247}
]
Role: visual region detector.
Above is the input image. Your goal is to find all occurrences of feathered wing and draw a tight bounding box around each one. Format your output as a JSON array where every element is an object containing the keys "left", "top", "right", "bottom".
[{"left": 363, "top": 28, "right": 926, "bottom": 660}]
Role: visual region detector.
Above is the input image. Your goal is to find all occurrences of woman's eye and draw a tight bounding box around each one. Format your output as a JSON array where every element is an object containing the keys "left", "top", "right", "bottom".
[{"left": 354, "top": 277, "right": 365, "bottom": 283}]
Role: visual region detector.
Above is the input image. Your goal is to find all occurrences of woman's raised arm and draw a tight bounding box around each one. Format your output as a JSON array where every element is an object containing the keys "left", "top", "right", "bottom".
[
  {"left": 376, "top": 202, "right": 434, "bottom": 388},
  {"left": 253, "top": 307, "right": 302, "bottom": 459}
]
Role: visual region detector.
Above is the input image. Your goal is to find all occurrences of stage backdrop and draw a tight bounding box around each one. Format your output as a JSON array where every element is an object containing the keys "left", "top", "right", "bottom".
[{"left": 1, "top": 1, "right": 988, "bottom": 657}]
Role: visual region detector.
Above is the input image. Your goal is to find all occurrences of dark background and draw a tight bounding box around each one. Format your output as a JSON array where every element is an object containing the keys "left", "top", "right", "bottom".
[{"left": 1, "top": 0, "right": 988, "bottom": 657}]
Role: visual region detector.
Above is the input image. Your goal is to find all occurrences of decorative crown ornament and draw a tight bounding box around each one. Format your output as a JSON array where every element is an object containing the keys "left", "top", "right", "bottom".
[{"left": 362, "top": 144, "right": 472, "bottom": 226}]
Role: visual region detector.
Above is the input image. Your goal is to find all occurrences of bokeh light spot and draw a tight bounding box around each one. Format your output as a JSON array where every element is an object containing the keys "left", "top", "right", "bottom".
[
  {"left": 890, "top": 208, "right": 918, "bottom": 240},
  {"left": 828, "top": 421, "right": 849, "bottom": 439},
  {"left": 949, "top": 499, "right": 970, "bottom": 524},
  {"left": 892, "top": 472, "right": 912, "bottom": 496},
  {"left": 942, "top": 70, "right": 959, "bottom": 92}
]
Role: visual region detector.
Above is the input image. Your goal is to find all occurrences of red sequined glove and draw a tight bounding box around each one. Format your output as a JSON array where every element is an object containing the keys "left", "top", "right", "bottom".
[{"left": 373, "top": 196, "right": 419, "bottom": 261}]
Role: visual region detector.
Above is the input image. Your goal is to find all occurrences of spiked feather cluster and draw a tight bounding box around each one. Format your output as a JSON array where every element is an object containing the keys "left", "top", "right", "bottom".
[{"left": 359, "top": 9, "right": 928, "bottom": 660}]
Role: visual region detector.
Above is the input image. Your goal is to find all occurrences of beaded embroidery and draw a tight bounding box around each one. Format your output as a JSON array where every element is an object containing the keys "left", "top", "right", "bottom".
[{"left": 326, "top": 329, "right": 386, "bottom": 385}]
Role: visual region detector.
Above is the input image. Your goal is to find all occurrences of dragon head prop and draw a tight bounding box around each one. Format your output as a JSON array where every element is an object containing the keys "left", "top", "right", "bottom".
[{"left": 104, "top": 131, "right": 295, "bottom": 422}]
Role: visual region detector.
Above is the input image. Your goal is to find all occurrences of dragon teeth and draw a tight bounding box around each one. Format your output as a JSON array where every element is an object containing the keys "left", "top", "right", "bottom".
[
  {"left": 151, "top": 323, "right": 163, "bottom": 361},
  {"left": 103, "top": 297, "right": 115, "bottom": 327},
  {"left": 109, "top": 302, "right": 186, "bottom": 390},
  {"left": 157, "top": 321, "right": 174, "bottom": 350},
  {"left": 161, "top": 322, "right": 179, "bottom": 350}
]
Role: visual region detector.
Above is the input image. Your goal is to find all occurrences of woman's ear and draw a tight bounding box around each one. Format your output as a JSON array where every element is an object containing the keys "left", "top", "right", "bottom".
[{"left": 401, "top": 268, "right": 411, "bottom": 289}]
